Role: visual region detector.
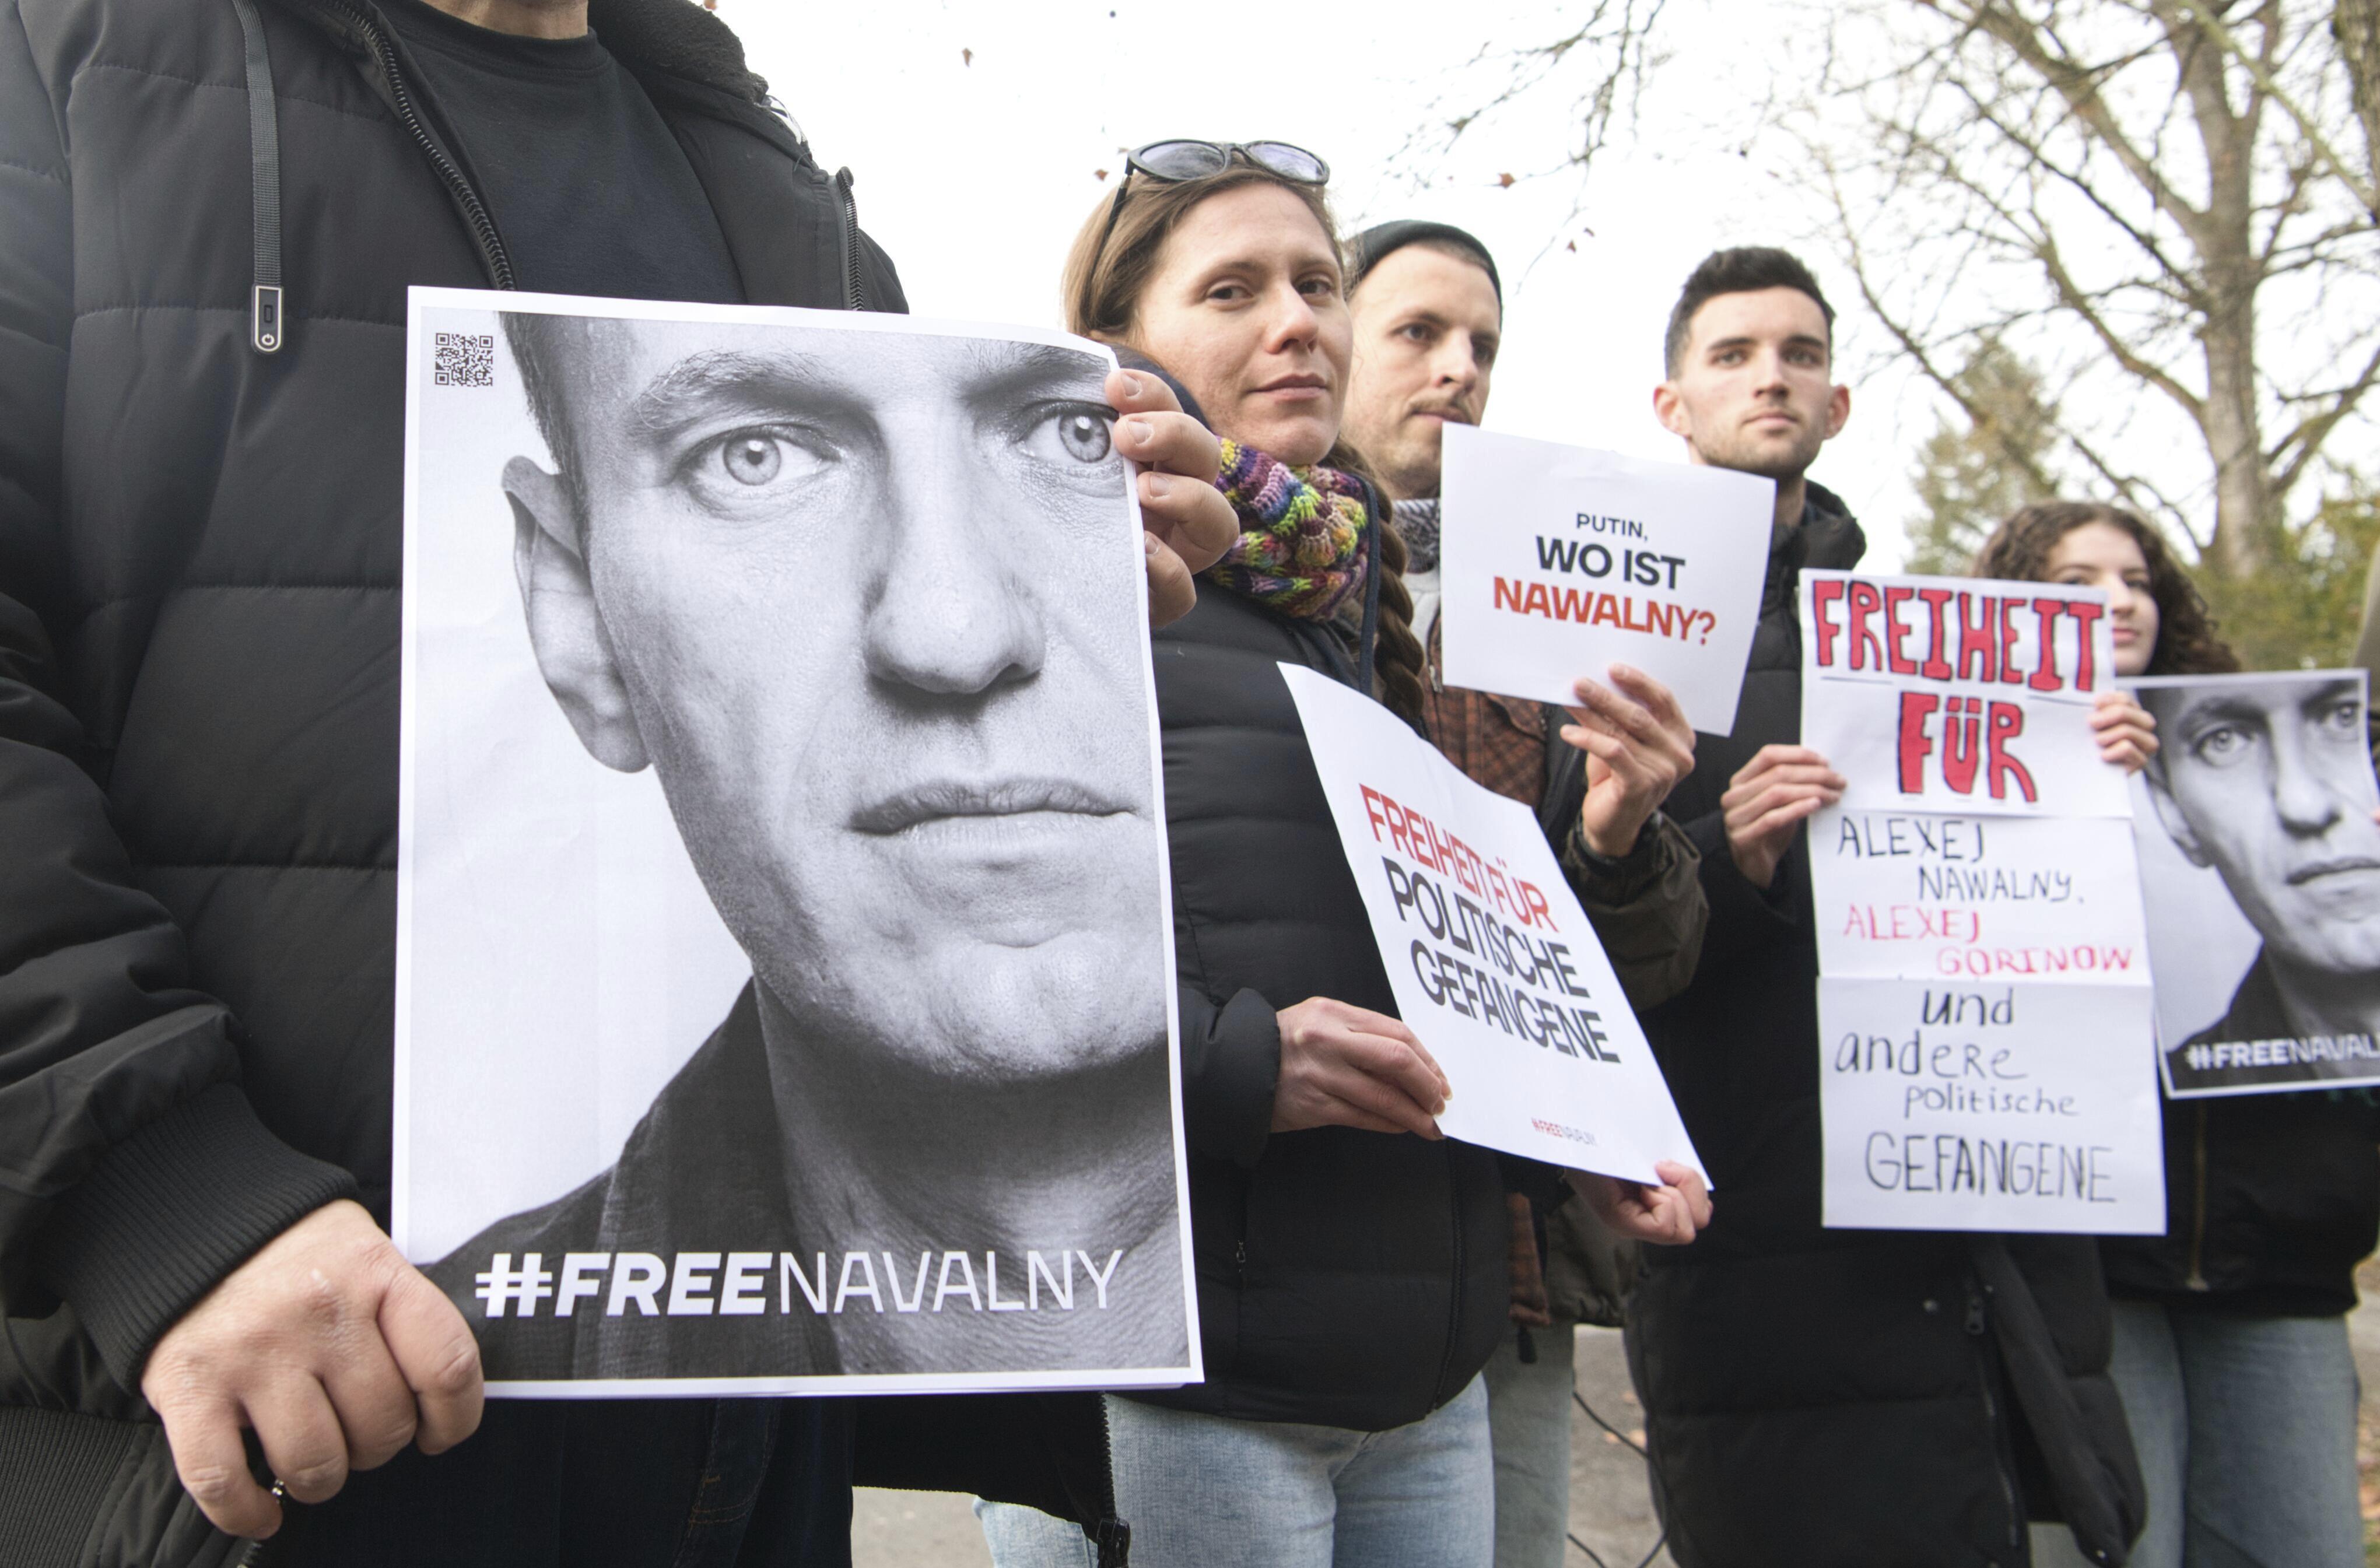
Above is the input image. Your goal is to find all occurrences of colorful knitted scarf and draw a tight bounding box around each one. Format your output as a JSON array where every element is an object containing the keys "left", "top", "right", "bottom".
[{"left": 1204, "top": 439, "right": 1373, "bottom": 620}]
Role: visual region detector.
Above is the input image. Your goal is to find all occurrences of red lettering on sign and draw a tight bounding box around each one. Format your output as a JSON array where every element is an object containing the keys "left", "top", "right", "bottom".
[
  {"left": 1986, "top": 701, "right": 2037, "bottom": 802},
  {"left": 1811, "top": 578, "right": 1846, "bottom": 668}
]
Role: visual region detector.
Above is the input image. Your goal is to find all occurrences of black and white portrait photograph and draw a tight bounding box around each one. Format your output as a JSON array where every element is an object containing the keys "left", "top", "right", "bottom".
[
  {"left": 394, "top": 290, "right": 1196, "bottom": 1395},
  {"left": 2126, "top": 671, "right": 2380, "bottom": 1097}
]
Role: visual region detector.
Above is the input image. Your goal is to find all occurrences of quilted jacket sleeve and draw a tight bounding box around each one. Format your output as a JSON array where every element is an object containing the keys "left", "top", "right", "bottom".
[
  {"left": 1174, "top": 985, "right": 1279, "bottom": 1171},
  {"left": 1560, "top": 811, "right": 1708, "bottom": 1013},
  {"left": 1677, "top": 799, "right": 1808, "bottom": 971},
  {"left": 0, "top": 3, "right": 353, "bottom": 1388}
]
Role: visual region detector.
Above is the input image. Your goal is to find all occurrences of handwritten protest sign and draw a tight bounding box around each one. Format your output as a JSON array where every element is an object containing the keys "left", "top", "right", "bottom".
[
  {"left": 1278, "top": 663, "right": 1704, "bottom": 1184},
  {"left": 1436, "top": 426, "right": 1772, "bottom": 734},
  {"left": 1813, "top": 813, "right": 2149, "bottom": 984},
  {"left": 2124, "top": 671, "right": 2380, "bottom": 1098},
  {"left": 1818, "top": 979, "right": 2163, "bottom": 1233},
  {"left": 1803, "top": 571, "right": 2160, "bottom": 1233},
  {"left": 1799, "top": 569, "right": 2129, "bottom": 818}
]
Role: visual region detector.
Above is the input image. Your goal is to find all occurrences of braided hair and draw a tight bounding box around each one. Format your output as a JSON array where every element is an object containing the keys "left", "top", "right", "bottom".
[{"left": 1323, "top": 440, "right": 1428, "bottom": 725}]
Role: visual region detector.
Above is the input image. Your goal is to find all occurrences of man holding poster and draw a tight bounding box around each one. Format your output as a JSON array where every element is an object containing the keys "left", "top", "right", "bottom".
[
  {"left": 1345, "top": 222, "right": 1706, "bottom": 1017},
  {"left": 1615, "top": 250, "right": 2144, "bottom": 1567},
  {"left": 0, "top": 0, "right": 1243, "bottom": 1545},
  {"left": 1347, "top": 220, "right": 1710, "bottom": 1568}
]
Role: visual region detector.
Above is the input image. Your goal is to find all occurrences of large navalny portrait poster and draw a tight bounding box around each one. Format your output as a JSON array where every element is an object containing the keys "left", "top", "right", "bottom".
[{"left": 394, "top": 289, "right": 1198, "bottom": 1396}]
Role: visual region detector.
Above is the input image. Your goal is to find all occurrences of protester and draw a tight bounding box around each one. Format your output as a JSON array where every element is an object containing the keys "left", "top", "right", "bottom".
[
  {"left": 0, "top": 2, "right": 1238, "bottom": 1562},
  {"left": 1981, "top": 504, "right": 2375, "bottom": 1568},
  {"left": 970, "top": 141, "right": 1712, "bottom": 1568},
  {"left": 1621, "top": 249, "right": 2147, "bottom": 1567},
  {"left": 1344, "top": 219, "right": 1709, "bottom": 1568}
]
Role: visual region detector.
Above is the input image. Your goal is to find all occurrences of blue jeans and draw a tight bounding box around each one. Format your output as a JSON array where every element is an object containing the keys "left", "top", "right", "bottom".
[
  {"left": 2032, "top": 1300, "right": 2361, "bottom": 1568},
  {"left": 975, "top": 1377, "right": 1494, "bottom": 1568},
  {"left": 1482, "top": 1324, "right": 1575, "bottom": 1568}
]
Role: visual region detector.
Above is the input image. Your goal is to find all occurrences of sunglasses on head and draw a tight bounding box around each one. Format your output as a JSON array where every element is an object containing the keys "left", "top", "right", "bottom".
[
  {"left": 1079, "top": 140, "right": 1333, "bottom": 329},
  {"left": 1125, "top": 139, "right": 1330, "bottom": 187}
]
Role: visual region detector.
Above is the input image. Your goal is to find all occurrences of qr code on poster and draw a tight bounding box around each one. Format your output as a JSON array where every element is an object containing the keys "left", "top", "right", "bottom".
[{"left": 433, "top": 331, "right": 496, "bottom": 388}]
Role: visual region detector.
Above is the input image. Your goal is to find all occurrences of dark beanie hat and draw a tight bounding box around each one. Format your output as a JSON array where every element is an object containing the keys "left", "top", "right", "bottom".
[{"left": 1347, "top": 220, "right": 1502, "bottom": 305}]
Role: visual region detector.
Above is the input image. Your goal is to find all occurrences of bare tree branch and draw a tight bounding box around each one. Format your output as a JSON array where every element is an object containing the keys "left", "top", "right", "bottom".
[
  {"left": 1922, "top": 0, "right": 2209, "bottom": 235},
  {"left": 1791, "top": 0, "right": 2375, "bottom": 567},
  {"left": 2270, "top": 334, "right": 2380, "bottom": 491},
  {"left": 2168, "top": 0, "right": 2380, "bottom": 216}
]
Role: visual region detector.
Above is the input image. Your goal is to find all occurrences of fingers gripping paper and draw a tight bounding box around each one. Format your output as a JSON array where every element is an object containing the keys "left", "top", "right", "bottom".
[
  {"left": 1436, "top": 426, "right": 1772, "bottom": 734},
  {"left": 1277, "top": 664, "right": 1703, "bottom": 1183},
  {"left": 1800, "top": 570, "right": 2162, "bottom": 1235}
]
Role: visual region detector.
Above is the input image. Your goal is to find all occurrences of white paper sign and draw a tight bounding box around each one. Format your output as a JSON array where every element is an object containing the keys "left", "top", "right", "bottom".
[
  {"left": 1277, "top": 662, "right": 1704, "bottom": 1184},
  {"left": 1799, "top": 570, "right": 2129, "bottom": 818},
  {"left": 1438, "top": 426, "right": 1773, "bottom": 734},
  {"left": 1818, "top": 978, "right": 2164, "bottom": 1233},
  {"left": 1803, "top": 571, "right": 2160, "bottom": 1233},
  {"left": 1811, "top": 812, "right": 2151, "bottom": 985}
]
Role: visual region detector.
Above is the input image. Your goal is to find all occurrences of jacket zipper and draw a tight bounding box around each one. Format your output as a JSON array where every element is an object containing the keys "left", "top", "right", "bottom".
[
  {"left": 1965, "top": 1278, "right": 2023, "bottom": 1553},
  {"left": 1089, "top": 1395, "right": 1130, "bottom": 1567},
  {"left": 2185, "top": 1104, "right": 2210, "bottom": 1290},
  {"left": 328, "top": 0, "right": 515, "bottom": 289},
  {"left": 832, "top": 167, "right": 864, "bottom": 310}
]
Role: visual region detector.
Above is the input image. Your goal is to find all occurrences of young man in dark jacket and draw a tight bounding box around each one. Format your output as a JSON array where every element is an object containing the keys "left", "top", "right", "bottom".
[
  {"left": 1622, "top": 248, "right": 2144, "bottom": 1567},
  {"left": 1344, "top": 219, "right": 1708, "bottom": 1568},
  {"left": 0, "top": 1, "right": 1232, "bottom": 1562}
]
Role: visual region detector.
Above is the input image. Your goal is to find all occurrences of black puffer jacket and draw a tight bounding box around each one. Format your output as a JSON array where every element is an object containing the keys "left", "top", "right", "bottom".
[
  {"left": 1138, "top": 583, "right": 1520, "bottom": 1431},
  {"left": 1625, "top": 487, "right": 2144, "bottom": 1568},
  {"left": 0, "top": 2, "right": 1119, "bottom": 1563},
  {"left": 2101, "top": 1003, "right": 2380, "bottom": 1318}
]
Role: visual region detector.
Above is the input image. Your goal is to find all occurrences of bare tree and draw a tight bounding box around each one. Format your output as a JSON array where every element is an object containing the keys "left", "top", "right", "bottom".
[
  {"left": 1388, "top": 0, "right": 1667, "bottom": 258},
  {"left": 1795, "top": 0, "right": 2380, "bottom": 576}
]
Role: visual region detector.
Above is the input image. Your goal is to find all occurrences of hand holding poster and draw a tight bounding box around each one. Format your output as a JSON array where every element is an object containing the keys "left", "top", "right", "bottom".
[
  {"left": 2126, "top": 671, "right": 2380, "bottom": 1096},
  {"left": 1801, "top": 570, "right": 2161, "bottom": 1234},
  {"left": 1436, "top": 426, "right": 1772, "bottom": 733},
  {"left": 397, "top": 290, "right": 1198, "bottom": 1395},
  {"left": 1278, "top": 663, "right": 1704, "bottom": 1184}
]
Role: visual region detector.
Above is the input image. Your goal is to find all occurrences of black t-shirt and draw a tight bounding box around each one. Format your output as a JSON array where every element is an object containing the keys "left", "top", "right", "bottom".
[{"left": 381, "top": 0, "right": 744, "bottom": 303}]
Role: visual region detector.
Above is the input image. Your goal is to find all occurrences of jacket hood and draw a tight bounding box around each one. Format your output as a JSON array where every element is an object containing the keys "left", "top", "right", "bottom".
[
  {"left": 588, "top": 0, "right": 770, "bottom": 103},
  {"left": 1790, "top": 478, "right": 1864, "bottom": 566},
  {"left": 1758, "top": 478, "right": 1864, "bottom": 619}
]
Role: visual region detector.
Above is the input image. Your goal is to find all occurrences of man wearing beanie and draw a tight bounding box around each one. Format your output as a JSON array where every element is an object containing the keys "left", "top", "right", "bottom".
[{"left": 1344, "top": 223, "right": 1708, "bottom": 1568}]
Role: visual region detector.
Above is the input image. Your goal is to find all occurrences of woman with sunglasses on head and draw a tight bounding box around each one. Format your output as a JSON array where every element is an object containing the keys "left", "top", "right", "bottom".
[
  {"left": 975, "top": 141, "right": 1710, "bottom": 1568},
  {"left": 1986, "top": 504, "right": 2375, "bottom": 1568}
]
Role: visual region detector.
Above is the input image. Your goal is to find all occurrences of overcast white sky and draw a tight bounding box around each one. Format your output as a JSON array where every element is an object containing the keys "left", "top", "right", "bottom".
[{"left": 726, "top": 0, "right": 1925, "bottom": 566}]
